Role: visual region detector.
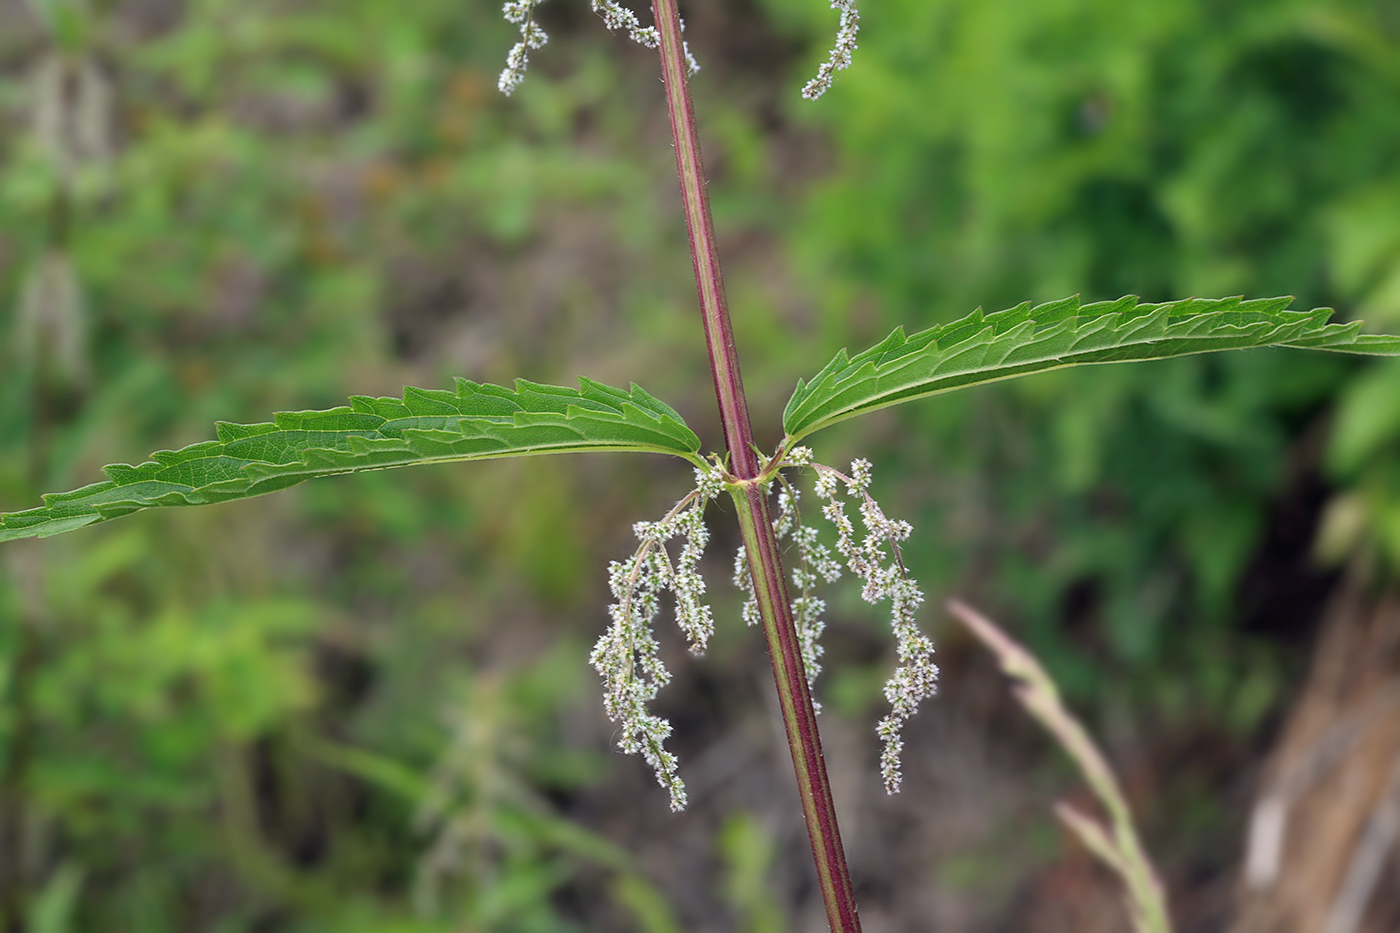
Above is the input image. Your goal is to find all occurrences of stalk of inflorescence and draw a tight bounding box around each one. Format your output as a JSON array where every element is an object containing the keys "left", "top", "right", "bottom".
[{"left": 648, "top": 0, "right": 862, "bottom": 929}]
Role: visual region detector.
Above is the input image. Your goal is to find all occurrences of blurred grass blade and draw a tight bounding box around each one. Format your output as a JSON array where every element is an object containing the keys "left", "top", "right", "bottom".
[
  {"left": 27, "top": 862, "right": 83, "bottom": 933},
  {"left": 783, "top": 296, "right": 1400, "bottom": 443},
  {"left": 948, "top": 599, "right": 1173, "bottom": 933},
  {"left": 0, "top": 377, "right": 701, "bottom": 543}
]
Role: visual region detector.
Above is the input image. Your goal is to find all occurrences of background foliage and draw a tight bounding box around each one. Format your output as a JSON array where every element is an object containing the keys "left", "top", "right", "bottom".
[{"left": 1, "top": 0, "right": 1398, "bottom": 929}]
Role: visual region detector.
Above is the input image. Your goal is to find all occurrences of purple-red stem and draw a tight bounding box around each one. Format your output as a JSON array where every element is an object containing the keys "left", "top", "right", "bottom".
[{"left": 649, "top": 2, "right": 862, "bottom": 929}]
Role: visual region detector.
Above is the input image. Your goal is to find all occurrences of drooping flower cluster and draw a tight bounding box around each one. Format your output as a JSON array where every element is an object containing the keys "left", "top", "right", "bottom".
[
  {"left": 499, "top": 0, "right": 699, "bottom": 97},
  {"left": 499, "top": 0, "right": 859, "bottom": 98},
  {"left": 591, "top": 0, "right": 659, "bottom": 47},
  {"left": 498, "top": 0, "right": 549, "bottom": 95},
  {"left": 588, "top": 466, "right": 724, "bottom": 811},
  {"left": 812, "top": 459, "right": 938, "bottom": 793},
  {"left": 801, "top": 0, "right": 860, "bottom": 100},
  {"left": 587, "top": 0, "right": 701, "bottom": 75},
  {"left": 733, "top": 447, "right": 842, "bottom": 707}
]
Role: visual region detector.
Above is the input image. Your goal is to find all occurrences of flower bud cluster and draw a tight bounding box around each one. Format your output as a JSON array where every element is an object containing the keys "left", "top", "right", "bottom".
[
  {"left": 589, "top": 467, "right": 723, "bottom": 811},
  {"left": 813, "top": 459, "right": 938, "bottom": 793}
]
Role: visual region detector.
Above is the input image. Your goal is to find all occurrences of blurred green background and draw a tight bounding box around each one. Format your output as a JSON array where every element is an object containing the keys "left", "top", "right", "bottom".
[{"left": 2, "top": 0, "right": 1399, "bottom": 929}]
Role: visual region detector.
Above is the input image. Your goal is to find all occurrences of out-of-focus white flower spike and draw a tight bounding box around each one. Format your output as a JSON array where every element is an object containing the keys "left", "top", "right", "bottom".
[
  {"left": 801, "top": 0, "right": 859, "bottom": 100},
  {"left": 498, "top": 0, "right": 549, "bottom": 95}
]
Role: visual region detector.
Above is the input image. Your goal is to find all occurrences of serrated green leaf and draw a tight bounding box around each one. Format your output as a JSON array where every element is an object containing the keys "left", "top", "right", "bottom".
[
  {"left": 1, "top": 378, "right": 702, "bottom": 543},
  {"left": 783, "top": 296, "right": 1400, "bottom": 443}
]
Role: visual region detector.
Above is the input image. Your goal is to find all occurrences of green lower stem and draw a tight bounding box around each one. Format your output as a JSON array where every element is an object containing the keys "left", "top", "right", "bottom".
[{"left": 731, "top": 481, "right": 862, "bottom": 932}]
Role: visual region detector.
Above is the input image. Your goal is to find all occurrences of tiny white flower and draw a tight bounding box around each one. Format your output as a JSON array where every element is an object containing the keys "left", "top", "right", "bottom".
[{"left": 786, "top": 445, "right": 815, "bottom": 467}]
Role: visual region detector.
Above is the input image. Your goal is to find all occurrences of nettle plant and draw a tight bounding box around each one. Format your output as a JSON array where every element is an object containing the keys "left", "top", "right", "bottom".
[{"left": 5, "top": 2, "right": 1400, "bottom": 931}]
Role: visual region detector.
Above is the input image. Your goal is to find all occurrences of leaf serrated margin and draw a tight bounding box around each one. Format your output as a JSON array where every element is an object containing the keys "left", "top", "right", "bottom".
[
  {"left": 783, "top": 296, "right": 1400, "bottom": 443},
  {"left": 1, "top": 378, "right": 702, "bottom": 543}
]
